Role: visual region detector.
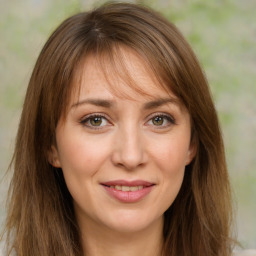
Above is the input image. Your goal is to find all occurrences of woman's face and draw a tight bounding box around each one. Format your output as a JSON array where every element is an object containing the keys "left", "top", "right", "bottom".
[{"left": 50, "top": 48, "right": 195, "bottom": 234}]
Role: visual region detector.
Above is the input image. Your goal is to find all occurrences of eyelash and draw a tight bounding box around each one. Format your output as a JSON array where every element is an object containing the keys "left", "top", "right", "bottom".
[
  {"left": 79, "top": 113, "right": 176, "bottom": 130},
  {"left": 79, "top": 113, "right": 110, "bottom": 130},
  {"left": 146, "top": 113, "right": 176, "bottom": 128}
]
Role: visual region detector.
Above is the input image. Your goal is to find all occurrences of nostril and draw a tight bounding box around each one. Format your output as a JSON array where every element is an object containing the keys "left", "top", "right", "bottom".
[{"left": 110, "top": 132, "right": 148, "bottom": 170}]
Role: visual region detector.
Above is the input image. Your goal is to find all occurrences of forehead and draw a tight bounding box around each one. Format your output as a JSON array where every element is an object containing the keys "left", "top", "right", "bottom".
[{"left": 71, "top": 46, "right": 182, "bottom": 106}]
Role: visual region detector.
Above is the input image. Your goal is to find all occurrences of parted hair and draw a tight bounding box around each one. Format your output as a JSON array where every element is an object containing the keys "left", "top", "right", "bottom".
[{"left": 2, "top": 2, "right": 234, "bottom": 256}]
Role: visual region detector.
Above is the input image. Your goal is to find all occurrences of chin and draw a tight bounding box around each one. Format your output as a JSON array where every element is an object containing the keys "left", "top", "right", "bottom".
[{"left": 101, "top": 209, "right": 163, "bottom": 234}]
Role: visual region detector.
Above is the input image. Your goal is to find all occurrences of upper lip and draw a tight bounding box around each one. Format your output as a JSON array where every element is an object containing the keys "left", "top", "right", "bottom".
[{"left": 100, "top": 180, "right": 155, "bottom": 187}]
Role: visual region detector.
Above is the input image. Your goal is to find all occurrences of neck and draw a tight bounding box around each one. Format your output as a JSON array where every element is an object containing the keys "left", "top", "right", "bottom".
[{"left": 78, "top": 217, "right": 164, "bottom": 256}]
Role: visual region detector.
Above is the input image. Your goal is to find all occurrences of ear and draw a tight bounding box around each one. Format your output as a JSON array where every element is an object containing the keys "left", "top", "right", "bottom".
[
  {"left": 48, "top": 145, "right": 61, "bottom": 168},
  {"left": 185, "top": 140, "right": 197, "bottom": 166}
]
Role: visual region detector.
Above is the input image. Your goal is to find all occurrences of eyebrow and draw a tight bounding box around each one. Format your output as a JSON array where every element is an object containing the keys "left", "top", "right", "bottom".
[
  {"left": 143, "top": 98, "right": 180, "bottom": 109},
  {"left": 71, "top": 97, "right": 180, "bottom": 109},
  {"left": 71, "top": 99, "right": 114, "bottom": 108}
]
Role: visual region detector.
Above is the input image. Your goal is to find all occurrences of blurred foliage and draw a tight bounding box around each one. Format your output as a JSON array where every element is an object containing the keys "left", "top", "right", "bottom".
[{"left": 0, "top": 0, "right": 255, "bottom": 248}]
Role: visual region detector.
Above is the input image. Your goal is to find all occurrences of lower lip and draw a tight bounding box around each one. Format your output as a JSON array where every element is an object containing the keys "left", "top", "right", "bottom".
[{"left": 103, "top": 186, "right": 154, "bottom": 203}]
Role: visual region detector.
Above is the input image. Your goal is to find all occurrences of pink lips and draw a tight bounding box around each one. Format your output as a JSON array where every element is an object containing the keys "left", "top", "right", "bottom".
[{"left": 101, "top": 180, "right": 155, "bottom": 203}]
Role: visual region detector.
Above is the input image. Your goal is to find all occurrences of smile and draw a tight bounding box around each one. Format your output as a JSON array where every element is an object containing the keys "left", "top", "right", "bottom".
[
  {"left": 101, "top": 180, "right": 155, "bottom": 203},
  {"left": 109, "top": 185, "right": 144, "bottom": 191}
]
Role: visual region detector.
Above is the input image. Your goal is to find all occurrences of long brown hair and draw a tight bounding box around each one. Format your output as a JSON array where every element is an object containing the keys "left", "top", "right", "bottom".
[{"left": 2, "top": 2, "right": 234, "bottom": 256}]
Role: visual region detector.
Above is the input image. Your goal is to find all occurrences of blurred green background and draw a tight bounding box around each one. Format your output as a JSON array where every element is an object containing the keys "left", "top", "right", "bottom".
[{"left": 0, "top": 0, "right": 255, "bottom": 248}]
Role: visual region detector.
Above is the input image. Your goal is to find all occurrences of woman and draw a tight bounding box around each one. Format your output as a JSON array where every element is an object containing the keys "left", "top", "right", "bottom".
[{"left": 1, "top": 2, "right": 237, "bottom": 256}]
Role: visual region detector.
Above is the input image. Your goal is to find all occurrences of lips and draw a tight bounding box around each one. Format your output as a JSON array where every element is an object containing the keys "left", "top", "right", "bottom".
[
  {"left": 101, "top": 180, "right": 155, "bottom": 203},
  {"left": 107, "top": 185, "right": 144, "bottom": 192}
]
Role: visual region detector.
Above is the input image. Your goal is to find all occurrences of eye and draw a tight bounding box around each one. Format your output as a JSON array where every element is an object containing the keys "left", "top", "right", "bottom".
[
  {"left": 147, "top": 113, "right": 175, "bottom": 128},
  {"left": 80, "top": 114, "right": 110, "bottom": 129}
]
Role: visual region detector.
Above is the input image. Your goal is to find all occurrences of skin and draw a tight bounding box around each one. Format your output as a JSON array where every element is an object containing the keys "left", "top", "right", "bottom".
[{"left": 49, "top": 48, "right": 196, "bottom": 256}]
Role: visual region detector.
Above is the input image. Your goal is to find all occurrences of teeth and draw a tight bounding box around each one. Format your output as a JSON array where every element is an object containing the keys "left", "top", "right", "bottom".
[
  {"left": 112, "top": 185, "right": 144, "bottom": 191},
  {"left": 122, "top": 186, "right": 130, "bottom": 191},
  {"left": 116, "top": 185, "right": 122, "bottom": 190},
  {"left": 130, "top": 186, "right": 138, "bottom": 191}
]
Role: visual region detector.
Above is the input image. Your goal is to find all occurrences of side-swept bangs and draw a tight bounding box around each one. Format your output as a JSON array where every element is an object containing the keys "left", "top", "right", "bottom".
[{"left": 5, "top": 3, "right": 234, "bottom": 256}]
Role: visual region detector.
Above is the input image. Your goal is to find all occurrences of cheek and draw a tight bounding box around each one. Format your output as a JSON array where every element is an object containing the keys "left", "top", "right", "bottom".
[
  {"left": 150, "top": 134, "right": 190, "bottom": 174},
  {"left": 56, "top": 132, "right": 111, "bottom": 176},
  {"left": 160, "top": 141, "right": 187, "bottom": 186},
  {"left": 148, "top": 134, "right": 189, "bottom": 205},
  {"left": 55, "top": 132, "right": 112, "bottom": 205}
]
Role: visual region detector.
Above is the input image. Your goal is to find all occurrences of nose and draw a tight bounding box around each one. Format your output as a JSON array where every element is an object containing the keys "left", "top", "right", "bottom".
[{"left": 111, "top": 126, "right": 148, "bottom": 170}]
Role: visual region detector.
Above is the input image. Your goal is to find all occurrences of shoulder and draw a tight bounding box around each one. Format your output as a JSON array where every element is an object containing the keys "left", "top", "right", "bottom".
[
  {"left": 0, "top": 242, "right": 5, "bottom": 256},
  {"left": 233, "top": 250, "right": 256, "bottom": 256},
  {"left": 0, "top": 243, "right": 4, "bottom": 256},
  {"left": 0, "top": 236, "right": 17, "bottom": 256},
  {"left": 0, "top": 239, "right": 4, "bottom": 256},
  {"left": 0, "top": 241, "right": 15, "bottom": 256}
]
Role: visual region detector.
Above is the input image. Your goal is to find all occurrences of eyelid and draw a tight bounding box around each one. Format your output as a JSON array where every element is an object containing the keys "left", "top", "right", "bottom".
[
  {"left": 79, "top": 112, "right": 176, "bottom": 130},
  {"left": 145, "top": 112, "right": 176, "bottom": 127},
  {"left": 79, "top": 113, "right": 112, "bottom": 129}
]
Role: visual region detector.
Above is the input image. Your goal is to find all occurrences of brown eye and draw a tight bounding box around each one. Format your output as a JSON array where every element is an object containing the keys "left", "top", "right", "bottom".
[
  {"left": 147, "top": 114, "right": 175, "bottom": 128},
  {"left": 152, "top": 116, "right": 164, "bottom": 126},
  {"left": 89, "top": 117, "right": 103, "bottom": 126},
  {"left": 80, "top": 114, "right": 109, "bottom": 129}
]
